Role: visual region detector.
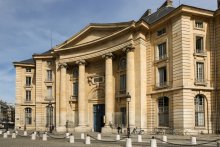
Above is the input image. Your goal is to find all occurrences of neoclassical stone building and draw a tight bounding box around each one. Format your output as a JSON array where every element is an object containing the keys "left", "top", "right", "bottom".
[{"left": 14, "top": 0, "right": 220, "bottom": 134}]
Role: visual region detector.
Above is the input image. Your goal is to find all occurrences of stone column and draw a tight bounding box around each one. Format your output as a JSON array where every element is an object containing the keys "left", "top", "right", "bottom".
[
  {"left": 123, "top": 45, "right": 135, "bottom": 127},
  {"left": 75, "top": 60, "right": 90, "bottom": 132},
  {"left": 58, "top": 63, "right": 67, "bottom": 132},
  {"left": 102, "top": 53, "right": 114, "bottom": 132}
]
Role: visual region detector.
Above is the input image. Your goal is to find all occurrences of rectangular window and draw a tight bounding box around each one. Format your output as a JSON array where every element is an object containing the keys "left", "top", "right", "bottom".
[
  {"left": 47, "top": 70, "right": 52, "bottom": 81},
  {"left": 196, "top": 62, "right": 204, "bottom": 83},
  {"left": 158, "top": 97, "right": 169, "bottom": 127},
  {"left": 47, "top": 61, "right": 52, "bottom": 66},
  {"left": 25, "top": 108, "right": 32, "bottom": 125},
  {"left": 120, "top": 74, "right": 126, "bottom": 91},
  {"left": 47, "top": 86, "right": 52, "bottom": 98},
  {"left": 157, "top": 28, "right": 166, "bottom": 36},
  {"left": 196, "top": 36, "right": 204, "bottom": 53},
  {"left": 25, "top": 91, "right": 31, "bottom": 101},
  {"left": 73, "top": 82, "right": 78, "bottom": 97},
  {"left": 195, "top": 96, "right": 205, "bottom": 126},
  {"left": 26, "top": 68, "right": 31, "bottom": 72},
  {"left": 158, "top": 42, "right": 167, "bottom": 60},
  {"left": 158, "top": 67, "right": 167, "bottom": 87},
  {"left": 195, "top": 21, "right": 203, "bottom": 28},
  {"left": 26, "top": 77, "right": 31, "bottom": 86}
]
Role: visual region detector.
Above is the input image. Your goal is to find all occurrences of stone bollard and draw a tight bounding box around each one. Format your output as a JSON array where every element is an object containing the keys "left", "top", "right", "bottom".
[
  {"left": 191, "top": 136, "right": 197, "bottom": 144},
  {"left": 126, "top": 138, "right": 132, "bottom": 147},
  {"left": 116, "top": 134, "right": 120, "bottom": 140},
  {"left": 81, "top": 133, "right": 85, "bottom": 139},
  {"left": 31, "top": 133, "right": 36, "bottom": 140},
  {"left": 7, "top": 131, "right": 10, "bottom": 135},
  {"left": 34, "top": 131, "right": 37, "bottom": 135},
  {"left": 3, "top": 133, "right": 7, "bottom": 138},
  {"left": 97, "top": 133, "right": 101, "bottom": 140},
  {"left": 24, "top": 131, "right": 27, "bottom": 136},
  {"left": 150, "top": 137, "right": 157, "bottom": 147},
  {"left": 0, "top": 130, "right": 2, "bottom": 135},
  {"left": 138, "top": 135, "right": 142, "bottom": 142},
  {"left": 69, "top": 134, "right": 74, "bottom": 143},
  {"left": 12, "top": 133, "right": 16, "bottom": 139},
  {"left": 162, "top": 135, "right": 167, "bottom": 143},
  {"left": 85, "top": 135, "right": 91, "bottom": 144},
  {"left": 66, "top": 132, "right": 70, "bottom": 138},
  {"left": 42, "top": 133, "right": 47, "bottom": 141}
]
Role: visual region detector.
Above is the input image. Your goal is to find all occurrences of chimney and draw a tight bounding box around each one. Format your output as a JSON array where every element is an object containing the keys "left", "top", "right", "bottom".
[
  {"left": 146, "top": 9, "right": 152, "bottom": 16},
  {"left": 166, "top": 0, "right": 173, "bottom": 7},
  {"left": 218, "top": 0, "right": 220, "bottom": 9}
]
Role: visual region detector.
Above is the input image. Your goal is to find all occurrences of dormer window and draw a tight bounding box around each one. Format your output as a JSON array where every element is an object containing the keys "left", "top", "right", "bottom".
[
  {"left": 157, "top": 28, "right": 166, "bottom": 36},
  {"left": 195, "top": 21, "right": 203, "bottom": 29}
]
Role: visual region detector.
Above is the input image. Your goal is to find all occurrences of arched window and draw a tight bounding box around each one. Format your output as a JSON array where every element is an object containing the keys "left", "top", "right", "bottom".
[
  {"left": 119, "top": 57, "right": 126, "bottom": 70},
  {"left": 25, "top": 108, "right": 32, "bottom": 125},
  {"left": 195, "top": 95, "right": 205, "bottom": 126},
  {"left": 73, "top": 67, "right": 79, "bottom": 78},
  {"left": 158, "top": 97, "right": 169, "bottom": 127}
]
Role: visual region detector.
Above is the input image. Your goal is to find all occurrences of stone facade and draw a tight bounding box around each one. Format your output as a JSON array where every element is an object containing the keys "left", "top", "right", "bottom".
[{"left": 13, "top": 1, "right": 220, "bottom": 134}]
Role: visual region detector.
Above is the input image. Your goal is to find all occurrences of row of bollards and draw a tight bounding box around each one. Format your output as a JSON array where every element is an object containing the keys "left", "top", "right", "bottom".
[{"left": 0, "top": 130, "right": 201, "bottom": 146}]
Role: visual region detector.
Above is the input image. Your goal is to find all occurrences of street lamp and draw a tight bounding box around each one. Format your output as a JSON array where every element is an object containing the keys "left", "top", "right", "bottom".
[{"left": 125, "top": 92, "right": 131, "bottom": 138}]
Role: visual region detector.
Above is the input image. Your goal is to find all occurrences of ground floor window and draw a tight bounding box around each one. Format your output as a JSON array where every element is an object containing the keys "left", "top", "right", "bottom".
[
  {"left": 158, "top": 97, "right": 169, "bottom": 127},
  {"left": 46, "top": 104, "right": 54, "bottom": 127},
  {"left": 25, "top": 108, "right": 32, "bottom": 125},
  {"left": 195, "top": 95, "right": 205, "bottom": 126}
]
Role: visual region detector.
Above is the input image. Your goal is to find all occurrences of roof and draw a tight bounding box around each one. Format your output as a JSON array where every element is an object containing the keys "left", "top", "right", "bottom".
[
  {"left": 140, "top": 6, "right": 176, "bottom": 24},
  {"left": 14, "top": 58, "right": 35, "bottom": 65}
]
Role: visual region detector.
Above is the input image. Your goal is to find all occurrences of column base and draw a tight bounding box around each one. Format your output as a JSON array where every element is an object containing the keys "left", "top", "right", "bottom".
[
  {"left": 56, "top": 126, "right": 67, "bottom": 132},
  {"left": 101, "top": 126, "right": 112, "bottom": 133},
  {"left": 75, "top": 126, "right": 91, "bottom": 132}
]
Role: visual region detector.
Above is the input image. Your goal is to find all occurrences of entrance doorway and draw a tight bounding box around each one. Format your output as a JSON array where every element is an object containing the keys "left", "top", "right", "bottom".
[{"left": 93, "top": 104, "right": 105, "bottom": 132}]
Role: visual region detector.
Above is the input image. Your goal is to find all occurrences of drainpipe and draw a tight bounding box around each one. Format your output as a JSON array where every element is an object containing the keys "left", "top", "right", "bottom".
[{"left": 214, "top": 17, "right": 218, "bottom": 133}]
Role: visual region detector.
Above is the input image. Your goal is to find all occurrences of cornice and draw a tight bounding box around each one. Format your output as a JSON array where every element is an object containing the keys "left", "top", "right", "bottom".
[
  {"left": 13, "top": 63, "right": 35, "bottom": 67},
  {"left": 60, "top": 40, "right": 133, "bottom": 63}
]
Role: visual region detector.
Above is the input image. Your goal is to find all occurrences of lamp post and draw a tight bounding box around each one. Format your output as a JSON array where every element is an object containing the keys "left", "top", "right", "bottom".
[{"left": 125, "top": 92, "right": 131, "bottom": 138}]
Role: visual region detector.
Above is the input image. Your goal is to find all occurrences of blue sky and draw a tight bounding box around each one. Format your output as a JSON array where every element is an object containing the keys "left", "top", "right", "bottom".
[{"left": 0, "top": 0, "right": 217, "bottom": 103}]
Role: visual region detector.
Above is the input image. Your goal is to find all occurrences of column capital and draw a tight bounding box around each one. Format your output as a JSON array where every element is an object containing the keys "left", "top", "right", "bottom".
[
  {"left": 59, "top": 63, "right": 67, "bottom": 68},
  {"left": 122, "top": 44, "right": 135, "bottom": 53},
  {"left": 102, "top": 52, "right": 113, "bottom": 59},
  {"left": 76, "top": 60, "right": 86, "bottom": 65}
]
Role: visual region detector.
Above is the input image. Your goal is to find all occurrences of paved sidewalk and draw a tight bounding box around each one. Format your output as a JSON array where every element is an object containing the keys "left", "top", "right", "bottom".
[{"left": 0, "top": 130, "right": 219, "bottom": 147}]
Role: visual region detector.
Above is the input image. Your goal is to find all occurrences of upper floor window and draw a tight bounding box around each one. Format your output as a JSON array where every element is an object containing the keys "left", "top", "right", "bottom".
[
  {"left": 26, "top": 77, "right": 31, "bottom": 86},
  {"left": 196, "top": 62, "right": 204, "bottom": 83},
  {"left": 119, "top": 57, "right": 126, "bottom": 70},
  {"left": 47, "top": 70, "right": 52, "bottom": 81},
  {"left": 26, "top": 68, "right": 31, "bottom": 73},
  {"left": 47, "top": 86, "right": 52, "bottom": 98},
  {"left": 196, "top": 36, "right": 204, "bottom": 53},
  {"left": 158, "top": 97, "right": 169, "bottom": 127},
  {"left": 73, "top": 67, "right": 79, "bottom": 78},
  {"left": 120, "top": 74, "right": 126, "bottom": 91},
  {"left": 158, "top": 66, "right": 167, "bottom": 87},
  {"left": 73, "top": 82, "right": 78, "bottom": 97},
  {"left": 47, "top": 61, "right": 52, "bottom": 66},
  {"left": 195, "top": 95, "right": 205, "bottom": 126},
  {"left": 157, "top": 28, "right": 166, "bottom": 36},
  {"left": 25, "top": 90, "right": 31, "bottom": 102},
  {"left": 195, "top": 21, "right": 203, "bottom": 29},
  {"left": 157, "top": 42, "right": 167, "bottom": 60},
  {"left": 25, "top": 108, "right": 32, "bottom": 125}
]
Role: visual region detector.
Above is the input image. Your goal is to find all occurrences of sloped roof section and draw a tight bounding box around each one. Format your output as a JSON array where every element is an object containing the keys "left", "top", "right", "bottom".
[
  {"left": 140, "top": 6, "right": 175, "bottom": 24},
  {"left": 14, "top": 58, "right": 35, "bottom": 65}
]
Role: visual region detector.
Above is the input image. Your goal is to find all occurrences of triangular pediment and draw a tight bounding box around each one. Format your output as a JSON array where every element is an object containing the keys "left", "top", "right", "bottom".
[{"left": 57, "top": 22, "right": 134, "bottom": 49}]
